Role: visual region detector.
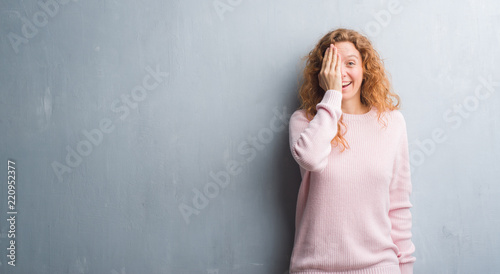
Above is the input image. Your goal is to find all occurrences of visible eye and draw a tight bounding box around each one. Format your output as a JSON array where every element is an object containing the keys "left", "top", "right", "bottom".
[{"left": 347, "top": 61, "right": 355, "bottom": 66}]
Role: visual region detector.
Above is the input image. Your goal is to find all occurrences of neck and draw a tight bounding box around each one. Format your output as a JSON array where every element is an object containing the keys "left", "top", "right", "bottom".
[{"left": 341, "top": 99, "right": 370, "bottom": 114}]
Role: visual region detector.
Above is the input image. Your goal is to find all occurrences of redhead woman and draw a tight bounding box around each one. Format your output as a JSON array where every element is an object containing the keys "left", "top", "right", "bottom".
[{"left": 288, "top": 28, "right": 416, "bottom": 274}]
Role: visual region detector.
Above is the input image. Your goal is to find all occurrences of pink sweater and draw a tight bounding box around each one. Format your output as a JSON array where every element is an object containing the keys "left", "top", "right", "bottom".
[{"left": 288, "top": 90, "right": 416, "bottom": 274}]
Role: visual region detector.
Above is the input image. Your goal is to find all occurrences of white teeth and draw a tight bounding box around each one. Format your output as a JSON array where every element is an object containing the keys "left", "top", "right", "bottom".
[{"left": 342, "top": 82, "right": 351, "bottom": 87}]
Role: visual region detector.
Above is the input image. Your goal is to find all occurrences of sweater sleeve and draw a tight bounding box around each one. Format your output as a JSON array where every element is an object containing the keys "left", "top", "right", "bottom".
[
  {"left": 288, "top": 89, "right": 343, "bottom": 173},
  {"left": 389, "top": 112, "right": 416, "bottom": 273}
]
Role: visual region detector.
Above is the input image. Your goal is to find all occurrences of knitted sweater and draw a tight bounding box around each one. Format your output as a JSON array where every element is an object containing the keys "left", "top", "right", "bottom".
[{"left": 288, "top": 89, "right": 416, "bottom": 274}]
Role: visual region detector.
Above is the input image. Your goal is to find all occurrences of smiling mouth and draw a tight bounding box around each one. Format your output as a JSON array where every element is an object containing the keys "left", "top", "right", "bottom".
[{"left": 342, "top": 82, "right": 352, "bottom": 88}]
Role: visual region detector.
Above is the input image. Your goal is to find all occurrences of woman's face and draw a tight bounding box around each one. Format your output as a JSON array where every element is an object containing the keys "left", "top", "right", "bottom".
[{"left": 334, "top": 41, "right": 363, "bottom": 101}]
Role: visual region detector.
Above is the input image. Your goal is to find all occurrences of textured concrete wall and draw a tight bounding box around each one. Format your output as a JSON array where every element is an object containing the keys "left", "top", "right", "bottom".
[{"left": 1, "top": 0, "right": 499, "bottom": 273}]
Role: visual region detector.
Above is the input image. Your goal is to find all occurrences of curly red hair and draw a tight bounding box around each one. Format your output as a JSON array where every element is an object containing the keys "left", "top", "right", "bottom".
[{"left": 296, "top": 28, "right": 401, "bottom": 152}]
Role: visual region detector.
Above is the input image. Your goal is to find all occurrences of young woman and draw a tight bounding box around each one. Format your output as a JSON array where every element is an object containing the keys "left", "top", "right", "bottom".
[{"left": 288, "top": 28, "right": 416, "bottom": 274}]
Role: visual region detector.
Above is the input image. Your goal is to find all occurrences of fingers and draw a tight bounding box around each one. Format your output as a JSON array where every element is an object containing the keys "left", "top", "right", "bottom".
[
  {"left": 319, "top": 44, "right": 340, "bottom": 91},
  {"left": 331, "top": 45, "right": 337, "bottom": 71},
  {"left": 322, "top": 44, "right": 337, "bottom": 70},
  {"left": 335, "top": 50, "right": 342, "bottom": 76},
  {"left": 322, "top": 45, "right": 332, "bottom": 72}
]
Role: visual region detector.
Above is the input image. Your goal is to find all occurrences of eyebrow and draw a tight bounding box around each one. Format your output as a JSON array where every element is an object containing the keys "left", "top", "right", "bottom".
[{"left": 346, "top": 55, "right": 359, "bottom": 59}]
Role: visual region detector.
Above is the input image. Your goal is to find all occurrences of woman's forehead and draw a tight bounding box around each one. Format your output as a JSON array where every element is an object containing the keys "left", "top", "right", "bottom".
[{"left": 335, "top": 42, "right": 361, "bottom": 57}]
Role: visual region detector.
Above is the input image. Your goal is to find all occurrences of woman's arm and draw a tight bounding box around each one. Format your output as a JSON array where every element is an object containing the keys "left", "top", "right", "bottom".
[
  {"left": 389, "top": 112, "right": 416, "bottom": 273},
  {"left": 288, "top": 89, "right": 343, "bottom": 172},
  {"left": 288, "top": 44, "right": 344, "bottom": 173}
]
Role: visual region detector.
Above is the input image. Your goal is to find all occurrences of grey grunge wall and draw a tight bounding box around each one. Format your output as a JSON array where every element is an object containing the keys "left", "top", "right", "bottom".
[{"left": 1, "top": 0, "right": 500, "bottom": 273}]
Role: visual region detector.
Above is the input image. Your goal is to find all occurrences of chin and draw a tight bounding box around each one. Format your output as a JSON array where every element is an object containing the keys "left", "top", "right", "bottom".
[{"left": 341, "top": 89, "right": 359, "bottom": 99}]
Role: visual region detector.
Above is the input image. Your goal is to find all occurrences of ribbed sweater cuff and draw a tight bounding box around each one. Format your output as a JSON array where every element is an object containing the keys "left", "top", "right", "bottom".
[
  {"left": 400, "top": 262, "right": 414, "bottom": 274},
  {"left": 319, "top": 89, "right": 342, "bottom": 109}
]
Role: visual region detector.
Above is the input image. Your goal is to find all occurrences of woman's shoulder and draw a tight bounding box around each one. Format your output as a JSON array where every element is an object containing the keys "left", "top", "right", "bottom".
[
  {"left": 292, "top": 108, "right": 307, "bottom": 116},
  {"left": 382, "top": 108, "right": 408, "bottom": 134},
  {"left": 378, "top": 107, "right": 406, "bottom": 123},
  {"left": 290, "top": 108, "right": 312, "bottom": 122},
  {"left": 372, "top": 107, "right": 408, "bottom": 134}
]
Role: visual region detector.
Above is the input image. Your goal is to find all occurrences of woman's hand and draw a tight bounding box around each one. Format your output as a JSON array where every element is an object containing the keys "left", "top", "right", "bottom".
[{"left": 318, "top": 44, "right": 342, "bottom": 92}]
